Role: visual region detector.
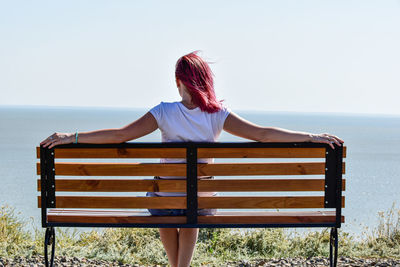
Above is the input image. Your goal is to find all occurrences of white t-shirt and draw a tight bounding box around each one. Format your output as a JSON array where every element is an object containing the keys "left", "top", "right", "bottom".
[{"left": 149, "top": 101, "right": 231, "bottom": 196}]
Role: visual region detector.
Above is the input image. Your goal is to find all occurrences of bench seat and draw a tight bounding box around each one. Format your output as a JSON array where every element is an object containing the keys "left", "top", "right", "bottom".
[{"left": 47, "top": 209, "right": 344, "bottom": 225}]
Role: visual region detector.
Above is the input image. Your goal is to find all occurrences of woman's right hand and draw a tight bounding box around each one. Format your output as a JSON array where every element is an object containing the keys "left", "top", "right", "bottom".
[{"left": 40, "top": 132, "right": 75, "bottom": 149}]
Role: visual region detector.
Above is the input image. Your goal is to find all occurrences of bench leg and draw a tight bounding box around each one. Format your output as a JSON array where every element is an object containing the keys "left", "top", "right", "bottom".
[
  {"left": 329, "top": 227, "right": 338, "bottom": 267},
  {"left": 44, "top": 227, "right": 55, "bottom": 267}
]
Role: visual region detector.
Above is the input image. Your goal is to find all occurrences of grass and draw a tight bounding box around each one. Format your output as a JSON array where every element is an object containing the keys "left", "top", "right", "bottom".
[{"left": 1, "top": 204, "right": 400, "bottom": 266}]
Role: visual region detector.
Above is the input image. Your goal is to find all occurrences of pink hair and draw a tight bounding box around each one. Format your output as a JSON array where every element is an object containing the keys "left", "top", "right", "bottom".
[{"left": 175, "top": 51, "right": 222, "bottom": 113}]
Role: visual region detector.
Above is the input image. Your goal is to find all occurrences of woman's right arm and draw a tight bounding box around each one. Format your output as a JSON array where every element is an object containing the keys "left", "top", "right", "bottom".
[
  {"left": 41, "top": 112, "right": 158, "bottom": 148},
  {"left": 223, "top": 112, "right": 343, "bottom": 148}
]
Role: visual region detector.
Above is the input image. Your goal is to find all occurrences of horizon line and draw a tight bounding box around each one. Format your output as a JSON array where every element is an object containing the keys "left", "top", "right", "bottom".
[{"left": 1, "top": 104, "right": 399, "bottom": 118}]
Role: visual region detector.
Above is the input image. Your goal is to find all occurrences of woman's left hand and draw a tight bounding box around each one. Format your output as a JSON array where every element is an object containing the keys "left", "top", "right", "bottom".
[
  {"left": 309, "top": 133, "right": 344, "bottom": 149},
  {"left": 40, "top": 132, "right": 74, "bottom": 149}
]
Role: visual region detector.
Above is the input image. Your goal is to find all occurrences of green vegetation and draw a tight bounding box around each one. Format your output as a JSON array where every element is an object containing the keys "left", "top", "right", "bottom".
[{"left": 1, "top": 205, "right": 400, "bottom": 266}]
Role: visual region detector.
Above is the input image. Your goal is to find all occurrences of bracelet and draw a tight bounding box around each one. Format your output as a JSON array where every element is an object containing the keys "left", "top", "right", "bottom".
[{"left": 74, "top": 131, "right": 79, "bottom": 144}]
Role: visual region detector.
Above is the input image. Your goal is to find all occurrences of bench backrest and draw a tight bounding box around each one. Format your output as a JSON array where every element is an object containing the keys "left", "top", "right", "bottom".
[{"left": 36, "top": 142, "right": 346, "bottom": 228}]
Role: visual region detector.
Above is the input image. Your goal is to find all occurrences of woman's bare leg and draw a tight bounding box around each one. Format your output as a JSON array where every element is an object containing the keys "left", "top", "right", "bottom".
[
  {"left": 177, "top": 228, "right": 199, "bottom": 267},
  {"left": 159, "top": 228, "right": 179, "bottom": 267}
]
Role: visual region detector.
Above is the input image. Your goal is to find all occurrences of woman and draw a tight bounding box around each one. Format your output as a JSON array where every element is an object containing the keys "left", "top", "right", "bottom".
[{"left": 41, "top": 51, "right": 343, "bottom": 267}]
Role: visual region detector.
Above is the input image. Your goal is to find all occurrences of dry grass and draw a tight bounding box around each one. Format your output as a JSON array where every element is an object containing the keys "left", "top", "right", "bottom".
[{"left": 1, "top": 204, "right": 400, "bottom": 266}]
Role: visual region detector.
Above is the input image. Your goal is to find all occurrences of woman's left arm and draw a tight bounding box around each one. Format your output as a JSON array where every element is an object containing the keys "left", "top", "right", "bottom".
[
  {"left": 223, "top": 112, "right": 344, "bottom": 149},
  {"left": 41, "top": 112, "right": 158, "bottom": 148}
]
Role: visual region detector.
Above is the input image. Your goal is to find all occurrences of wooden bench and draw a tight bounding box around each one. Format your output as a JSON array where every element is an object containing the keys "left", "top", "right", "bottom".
[{"left": 36, "top": 142, "right": 346, "bottom": 267}]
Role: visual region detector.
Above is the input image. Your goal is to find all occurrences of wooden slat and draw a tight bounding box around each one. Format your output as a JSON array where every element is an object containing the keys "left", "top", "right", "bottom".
[
  {"left": 36, "top": 162, "right": 329, "bottom": 176},
  {"left": 198, "top": 162, "right": 327, "bottom": 176},
  {"left": 47, "top": 210, "right": 186, "bottom": 224},
  {"left": 38, "top": 196, "right": 186, "bottom": 209},
  {"left": 36, "top": 147, "right": 186, "bottom": 159},
  {"left": 198, "top": 196, "right": 337, "bottom": 209},
  {"left": 198, "top": 147, "right": 326, "bottom": 158},
  {"left": 36, "top": 146, "right": 346, "bottom": 159},
  {"left": 37, "top": 163, "right": 186, "bottom": 176},
  {"left": 37, "top": 179, "right": 186, "bottom": 192},
  {"left": 38, "top": 196, "right": 344, "bottom": 209},
  {"left": 37, "top": 178, "right": 346, "bottom": 192},
  {"left": 36, "top": 162, "right": 345, "bottom": 176},
  {"left": 198, "top": 211, "right": 345, "bottom": 224},
  {"left": 46, "top": 209, "right": 344, "bottom": 224},
  {"left": 198, "top": 179, "right": 346, "bottom": 192}
]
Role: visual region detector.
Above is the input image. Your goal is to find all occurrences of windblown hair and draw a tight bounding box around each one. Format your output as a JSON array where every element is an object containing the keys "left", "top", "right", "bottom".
[{"left": 175, "top": 51, "right": 222, "bottom": 113}]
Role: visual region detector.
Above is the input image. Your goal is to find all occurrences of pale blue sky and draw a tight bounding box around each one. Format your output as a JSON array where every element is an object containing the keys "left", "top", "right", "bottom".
[{"left": 1, "top": 1, "right": 399, "bottom": 115}]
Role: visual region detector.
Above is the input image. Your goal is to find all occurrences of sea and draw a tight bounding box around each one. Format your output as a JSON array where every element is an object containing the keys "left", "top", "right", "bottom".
[{"left": 1, "top": 105, "right": 399, "bottom": 236}]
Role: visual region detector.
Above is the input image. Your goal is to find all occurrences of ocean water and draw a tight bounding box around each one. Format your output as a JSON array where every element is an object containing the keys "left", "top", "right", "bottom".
[{"left": 0, "top": 105, "right": 399, "bottom": 235}]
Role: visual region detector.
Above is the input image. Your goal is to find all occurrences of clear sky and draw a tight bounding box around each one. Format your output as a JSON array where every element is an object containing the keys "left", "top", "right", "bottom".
[{"left": 1, "top": 1, "right": 399, "bottom": 115}]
